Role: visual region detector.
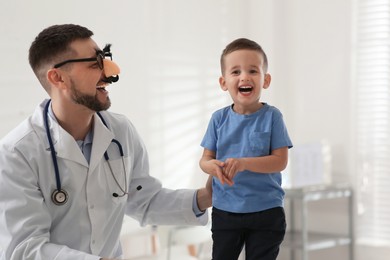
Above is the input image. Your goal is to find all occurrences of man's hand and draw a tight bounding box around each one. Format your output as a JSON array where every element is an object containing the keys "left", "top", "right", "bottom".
[
  {"left": 206, "top": 174, "right": 212, "bottom": 195},
  {"left": 196, "top": 174, "right": 215, "bottom": 211}
]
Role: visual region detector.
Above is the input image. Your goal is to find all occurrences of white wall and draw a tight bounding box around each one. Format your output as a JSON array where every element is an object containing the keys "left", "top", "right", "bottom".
[
  {"left": 258, "top": 0, "right": 352, "bottom": 184},
  {"left": 257, "top": 1, "right": 353, "bottom": 259},
  {"left": 0, "top": 0, "right": 353, "bottom": 184},
  {"left": 0, "top": 0, "right": 355, "bottom": 258}
]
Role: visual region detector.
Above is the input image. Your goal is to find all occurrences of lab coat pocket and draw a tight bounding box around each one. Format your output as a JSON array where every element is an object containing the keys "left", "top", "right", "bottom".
[
  {"left": 250, "top": 131, "right": 271, "bottom": 156},
  {"left": 103, "top": 156, "right": 131, "bottom": 204}
]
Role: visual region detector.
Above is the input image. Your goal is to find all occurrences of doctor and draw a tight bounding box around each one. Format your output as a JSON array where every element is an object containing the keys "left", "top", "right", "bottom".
[{"left": 0, "top": 24, "right": 212, "bottom": 260}]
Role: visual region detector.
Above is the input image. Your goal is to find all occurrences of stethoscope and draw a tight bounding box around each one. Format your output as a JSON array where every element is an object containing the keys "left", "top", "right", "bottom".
[{"left": 43, "top": 100, "right": 128, "bottom": 205}]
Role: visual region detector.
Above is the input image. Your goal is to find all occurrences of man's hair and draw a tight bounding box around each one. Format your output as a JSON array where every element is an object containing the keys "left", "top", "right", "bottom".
[
  {"left": 28, "top": 24, "right": 93, "bottom": 90},
  {"left": 220, "top": 38, "right": 268, "bottom": 74}
]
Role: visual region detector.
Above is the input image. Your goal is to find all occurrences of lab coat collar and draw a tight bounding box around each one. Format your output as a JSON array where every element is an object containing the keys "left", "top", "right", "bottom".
[
  {"left": 34, "top": 100, "right": 114, "bottom": 169},
  {"left": 32, "top": 100, "right": 52, "bottom": 150},
  {"left": 89, "top": 112, "right": 115, "bottom": 173}
]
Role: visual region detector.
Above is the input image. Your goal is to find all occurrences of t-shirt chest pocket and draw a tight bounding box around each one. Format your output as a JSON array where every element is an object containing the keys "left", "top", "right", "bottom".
[{"left": 249, "top": 131, "right": 271, "bottom": 156}]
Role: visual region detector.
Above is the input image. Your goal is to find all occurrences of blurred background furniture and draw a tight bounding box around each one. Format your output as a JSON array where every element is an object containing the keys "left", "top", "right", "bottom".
[
  {"left": 165, "top": 225, "right": 212, "bottom": 260},
  {"left": 282, "top": 184, "right": 354, "bottom": 260},
  {"left": 120, "top": 216, "right": 212, "bottom": 260},
  {"left": 120, "top": 216, "right": 159, "bottom": 259}
]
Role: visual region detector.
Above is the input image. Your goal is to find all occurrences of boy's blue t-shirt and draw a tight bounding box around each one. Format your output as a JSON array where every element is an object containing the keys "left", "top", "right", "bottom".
[{"left": 201, "top": 103, "right": 293, "bottom": 213}]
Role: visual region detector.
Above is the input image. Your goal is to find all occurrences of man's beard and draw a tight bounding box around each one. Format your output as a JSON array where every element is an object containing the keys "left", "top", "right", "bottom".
[{"left": 70, "top": 79, "right": 111, "bottom": 112}]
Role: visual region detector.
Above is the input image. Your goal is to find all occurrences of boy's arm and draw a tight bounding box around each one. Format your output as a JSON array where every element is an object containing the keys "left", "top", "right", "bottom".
[
  {"left": 223, "top": 147, "right": 289, "bottom": 180},
  {"left": 199, "top": 148, "right": 233, "bottom": 186}
]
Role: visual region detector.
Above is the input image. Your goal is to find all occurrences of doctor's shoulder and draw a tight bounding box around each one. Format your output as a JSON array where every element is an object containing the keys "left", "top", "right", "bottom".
[
  {"left": 0, "top": 114, "right": 45, "bottom": 177},
  {"left": 0, "top": 115, "right": 37, "bottom": 151}
]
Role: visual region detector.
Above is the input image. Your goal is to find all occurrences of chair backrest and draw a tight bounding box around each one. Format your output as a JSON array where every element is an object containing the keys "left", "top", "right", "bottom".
[
  {"left": 120, "top": 216, "right": 159, "bottom": 259},
  {"left": 166, "top": 225, "right": 212, "bottom": 260}
]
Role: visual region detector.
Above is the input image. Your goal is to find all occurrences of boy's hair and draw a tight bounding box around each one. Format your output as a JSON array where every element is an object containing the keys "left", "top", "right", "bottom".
[
  {"left": 28, "top": 24, "right": 93, "bottom": 90},
  {"left": 220, "top": 38, "right": 268, "bottom": 74}
]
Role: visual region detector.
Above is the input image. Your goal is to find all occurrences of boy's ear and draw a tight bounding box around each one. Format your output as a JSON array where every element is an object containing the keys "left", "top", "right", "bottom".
[
  {"left": 219, "top": 76, "right": 228, "bottom": 91},
  {"left": 263, "top": 73, "right": 271, "bottom": 89}
]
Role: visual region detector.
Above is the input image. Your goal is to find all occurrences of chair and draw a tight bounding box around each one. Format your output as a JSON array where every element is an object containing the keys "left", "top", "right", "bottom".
[
  {"left": 120, "top": 216, "right": 159, "bottom": 259},
  {"left": 165, "top": 225, "right": 212, "bottom": 260},
  {"left": 120, "top": 216, "right": 212, "bottom": 260}
]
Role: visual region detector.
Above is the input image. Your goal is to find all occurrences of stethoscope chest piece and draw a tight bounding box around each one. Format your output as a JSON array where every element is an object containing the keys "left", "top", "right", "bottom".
[
  {"left": 44, "top": 100, "right": 128, "bottom": 205},
  {"left": 52, "top": 189, "right": 69, "bottom": 205}
]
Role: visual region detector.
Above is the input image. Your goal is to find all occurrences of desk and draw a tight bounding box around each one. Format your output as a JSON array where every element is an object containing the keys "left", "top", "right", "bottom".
[{"left": 282, "top": 184, "right": 354, "bottom": 260}]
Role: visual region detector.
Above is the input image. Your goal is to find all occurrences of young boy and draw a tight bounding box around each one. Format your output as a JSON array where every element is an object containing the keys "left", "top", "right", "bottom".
[{"left": 200, "top": 38, "right": 293, "bottom": 260}]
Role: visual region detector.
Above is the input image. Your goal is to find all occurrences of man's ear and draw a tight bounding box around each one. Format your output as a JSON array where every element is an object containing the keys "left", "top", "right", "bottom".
[
  {"left": 263, "top": 73, "right": 271, "bottom": 89},
  {"left": 219, "top": 76, "right": 228, "bottom": 91},
  {"left": 47, "top": 69, "right": 66, "bottom": 89}
]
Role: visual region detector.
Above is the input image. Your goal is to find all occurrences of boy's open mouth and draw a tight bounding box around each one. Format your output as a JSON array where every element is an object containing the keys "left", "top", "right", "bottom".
[{"left": 239, "top": 86, "right": 253, "bottom": 93}]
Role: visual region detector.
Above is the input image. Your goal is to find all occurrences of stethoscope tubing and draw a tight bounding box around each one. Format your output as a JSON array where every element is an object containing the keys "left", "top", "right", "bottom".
[
  {"left": 44, "top": 100, "right": 61, "bottom": 192},
  {"left": 44, "top": 99, "right": 128, "bottom": 205}
]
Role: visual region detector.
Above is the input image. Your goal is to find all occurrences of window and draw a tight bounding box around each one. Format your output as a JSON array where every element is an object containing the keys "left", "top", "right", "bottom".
[
  {"left": 354, "top": 0, "right": 390, "bottom": 246},
  {"left": 141, "top": 0, "right": 233, "bottom": 189}
]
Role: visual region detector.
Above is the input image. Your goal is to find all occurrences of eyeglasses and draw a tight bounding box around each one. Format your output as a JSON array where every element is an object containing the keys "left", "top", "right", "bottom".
[
  {"left": 53, "top": 44, "right": 114, "bottom": 70},
  {"left": 53, "top": 52, "right": 107, "bottom": 70}
]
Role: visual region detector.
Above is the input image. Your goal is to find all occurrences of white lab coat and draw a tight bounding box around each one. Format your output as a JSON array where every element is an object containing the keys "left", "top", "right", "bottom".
[{"left": 0, "top": 99, "right": 207, "bottom": 260}]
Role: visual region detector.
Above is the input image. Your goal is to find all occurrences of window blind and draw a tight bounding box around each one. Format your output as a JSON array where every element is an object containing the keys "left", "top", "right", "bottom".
[{"left": 355, "top": 0, "right": 390, "bottom": 246}]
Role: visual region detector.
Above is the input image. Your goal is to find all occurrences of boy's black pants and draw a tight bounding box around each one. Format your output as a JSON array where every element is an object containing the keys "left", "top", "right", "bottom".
[{"left": 211, "top": 206, "right": 286, "bottom": 260}]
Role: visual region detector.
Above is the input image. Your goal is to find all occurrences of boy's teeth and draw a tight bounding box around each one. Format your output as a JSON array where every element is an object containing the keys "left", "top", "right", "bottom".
[{"left": 239, "top": 86, "right": 253, "bottom": 92}]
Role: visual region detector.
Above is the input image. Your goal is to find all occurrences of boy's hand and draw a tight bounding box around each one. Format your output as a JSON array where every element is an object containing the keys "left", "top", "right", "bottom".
[
  {"left": 223, "top": 158, "right": 244, "bottom": 180},
  {"left": 203, "top": 159, "right": 234, "bottom": 186}
]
